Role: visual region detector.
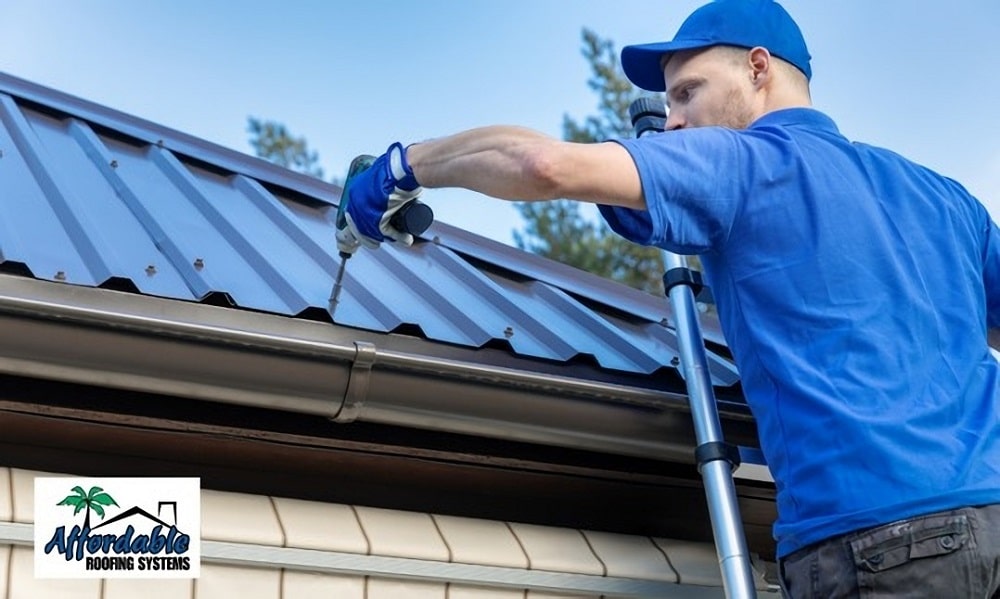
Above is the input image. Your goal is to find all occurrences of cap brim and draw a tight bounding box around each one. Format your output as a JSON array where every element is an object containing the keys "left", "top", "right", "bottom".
[{"left": 621, "top": 39, "right": 715, "bottom": 92}]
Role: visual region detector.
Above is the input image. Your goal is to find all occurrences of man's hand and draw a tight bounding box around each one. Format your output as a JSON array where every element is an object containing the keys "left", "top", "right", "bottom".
[{"left": 335, "top": 142, "right": 423, "bottom": 254}]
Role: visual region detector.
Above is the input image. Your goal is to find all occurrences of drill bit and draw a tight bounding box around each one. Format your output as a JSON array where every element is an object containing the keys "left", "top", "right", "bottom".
[{"left": 329, "top": 250, "right": 351, "bottom": 315}]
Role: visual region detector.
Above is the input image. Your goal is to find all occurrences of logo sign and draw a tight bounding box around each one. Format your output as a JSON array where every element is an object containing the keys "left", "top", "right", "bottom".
[{"left": 34, "top": 477, "right": 200, "bottom": 578}]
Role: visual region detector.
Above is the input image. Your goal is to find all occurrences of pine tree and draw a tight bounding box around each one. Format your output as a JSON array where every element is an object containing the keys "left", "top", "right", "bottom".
[{"left": 247, "top": 117, "right": 325, "bottom": 179}]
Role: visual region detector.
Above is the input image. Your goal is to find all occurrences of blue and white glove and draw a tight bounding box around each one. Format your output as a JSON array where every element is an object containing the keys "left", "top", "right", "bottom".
[{"left": 335, "top": 142, "right": 423, "bottom": 254}]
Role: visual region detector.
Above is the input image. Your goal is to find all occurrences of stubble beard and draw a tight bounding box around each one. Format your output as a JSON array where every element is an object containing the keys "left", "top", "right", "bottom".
[{"left": 717, "top": 87, "right": 756, "bottom": 129}]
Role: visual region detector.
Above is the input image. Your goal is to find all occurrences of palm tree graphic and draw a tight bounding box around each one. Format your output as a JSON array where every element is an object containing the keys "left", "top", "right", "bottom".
[{"left": 57, "top": 486, "right": 119, "bottom": 530}]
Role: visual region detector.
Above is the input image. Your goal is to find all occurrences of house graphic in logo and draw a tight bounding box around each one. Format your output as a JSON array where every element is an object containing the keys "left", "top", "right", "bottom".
[{"left": 35, "top": 477, "right": 200, "bottom": 579}]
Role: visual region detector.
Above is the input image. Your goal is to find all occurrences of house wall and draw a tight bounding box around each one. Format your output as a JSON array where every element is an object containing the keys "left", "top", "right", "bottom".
[{"left": 0, "top": 467, "right": 779, "bottom": 598}]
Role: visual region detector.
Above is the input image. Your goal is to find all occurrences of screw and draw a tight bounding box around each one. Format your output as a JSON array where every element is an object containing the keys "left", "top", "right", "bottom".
[
  {"left": 54, "top": 271, "right": 66, "bottom": 281},
  {"left": 110, "top": 159, "right": 118, "bottom": 169},
  {"left": 670, "top": 356, "right": 681, "bottom": 367},
  {"left": 504, "top": 326, "right": 514, "bottom": 338},
  {"left": 145, "top": 265, "right": 156, "bottom": 276},
  {"left": 193, "top": 258, "right": 204, "bottom": 270},
  {"left": 156, "top": 139, "right": 164, "bottom": 148}
]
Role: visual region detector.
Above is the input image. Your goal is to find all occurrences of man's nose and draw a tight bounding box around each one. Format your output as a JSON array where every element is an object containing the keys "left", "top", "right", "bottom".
[{"left": 665, "top": 110, "right": 685, "bottom": 130}]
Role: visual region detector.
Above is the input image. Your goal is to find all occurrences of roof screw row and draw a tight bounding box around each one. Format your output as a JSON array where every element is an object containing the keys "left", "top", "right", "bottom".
[
  {"left": 145, "top": 264, "right": 157, "bottom": 276},
  {"left": 193, "top": 258, "right": 204, "bottom": 270}
]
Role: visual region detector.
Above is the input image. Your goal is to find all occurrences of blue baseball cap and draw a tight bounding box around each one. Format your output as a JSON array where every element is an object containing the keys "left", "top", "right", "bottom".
[{"left": 621, "top": 0, "right": 812, "bottom": 92}]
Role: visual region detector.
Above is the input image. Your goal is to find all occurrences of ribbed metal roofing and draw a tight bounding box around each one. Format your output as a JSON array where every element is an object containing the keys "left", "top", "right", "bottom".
[{"left": 0, "top": 72, "right": 739, "bottom": 386}]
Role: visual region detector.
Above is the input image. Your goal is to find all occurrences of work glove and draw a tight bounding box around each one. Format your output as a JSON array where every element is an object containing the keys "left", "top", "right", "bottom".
[{"left": 335, "top": 142, "right": 423, "bottom": 254}]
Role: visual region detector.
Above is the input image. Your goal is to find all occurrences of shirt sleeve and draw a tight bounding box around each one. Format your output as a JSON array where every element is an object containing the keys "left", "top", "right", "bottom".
[
  {"left": 598, "top": 127, "right": 746, "bottom": 255},
  {"left": 984, "top": 217, "right": 1000, "bottom": 328}
]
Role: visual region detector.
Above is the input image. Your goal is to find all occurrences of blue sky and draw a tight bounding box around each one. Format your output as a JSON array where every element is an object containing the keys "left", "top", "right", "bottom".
[{"left": 2, "top": 0, "right": 998, "bottom": 246}]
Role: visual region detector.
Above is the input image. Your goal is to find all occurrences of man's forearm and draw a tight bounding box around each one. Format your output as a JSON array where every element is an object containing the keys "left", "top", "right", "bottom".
[
  {"left": 405, "top": 126, "right": 645, "bottom": 209},
  {"left": 406, "top": 126, "right": 563, "bottom": 201}
]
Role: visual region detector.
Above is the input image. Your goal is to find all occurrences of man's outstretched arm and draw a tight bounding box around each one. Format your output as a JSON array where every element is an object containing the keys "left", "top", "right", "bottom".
[
  {"left": 407, "top": 126, "right": 646, "bottom": 209},
  {"left": 335, "top": 127, "right": 646, "bottom": 253}
]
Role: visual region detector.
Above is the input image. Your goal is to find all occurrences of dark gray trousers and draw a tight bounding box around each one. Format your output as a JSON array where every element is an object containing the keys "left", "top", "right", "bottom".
[{"left": 779, "top": 504, "right": 1000, "bottom": 598}]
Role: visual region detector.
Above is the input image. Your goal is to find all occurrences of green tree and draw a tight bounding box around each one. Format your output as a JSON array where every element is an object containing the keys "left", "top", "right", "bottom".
[
  {"left": 513, "top": 29, "right": 667, "bottom": 295},
  {"left": 57, "top": 485, "right": 119, "bottom": 530},
  {"left": 247, "top": 117, "right": 325, "bottom": 179}
]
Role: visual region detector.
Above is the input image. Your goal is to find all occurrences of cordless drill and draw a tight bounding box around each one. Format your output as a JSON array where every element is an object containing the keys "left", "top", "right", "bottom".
[{"left": 330, "top": 155, "right": 434, "bottom": 311}]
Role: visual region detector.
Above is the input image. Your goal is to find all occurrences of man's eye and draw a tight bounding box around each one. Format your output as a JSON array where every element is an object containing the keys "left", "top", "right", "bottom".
[{"left": 674, "top": 87, "right": 692, "bottom": 104}]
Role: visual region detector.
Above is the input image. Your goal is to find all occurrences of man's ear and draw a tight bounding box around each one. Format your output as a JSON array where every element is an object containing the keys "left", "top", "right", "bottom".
[{"left": 748, "top": 46, "right": 771, "bottom": 87}]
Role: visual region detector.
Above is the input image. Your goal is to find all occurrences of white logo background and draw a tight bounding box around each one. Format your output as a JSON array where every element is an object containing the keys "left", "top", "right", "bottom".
[{"left": 34, "top": 477, "right": 200, "bottom": 579}]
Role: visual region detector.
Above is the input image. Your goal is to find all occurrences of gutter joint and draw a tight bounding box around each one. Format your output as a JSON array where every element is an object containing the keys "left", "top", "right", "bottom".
[{"left": 332, "top": 340, "right": 377, "bottom": 422}]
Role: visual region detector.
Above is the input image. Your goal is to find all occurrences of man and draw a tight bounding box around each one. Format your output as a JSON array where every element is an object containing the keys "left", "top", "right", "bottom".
[{"left": 337, "top": 0, "right": 1000, "bottom": 595}]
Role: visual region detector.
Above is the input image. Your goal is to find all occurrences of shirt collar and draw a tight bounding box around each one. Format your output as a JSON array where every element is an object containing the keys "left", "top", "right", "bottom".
[{"left": 749, "top": 107, "right": 841, "bottom": 134}]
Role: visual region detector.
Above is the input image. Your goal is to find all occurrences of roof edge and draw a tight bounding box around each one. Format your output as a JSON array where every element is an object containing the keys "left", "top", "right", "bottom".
[{"left": 0, "top": 70, "right": 341, "bottom": 205}]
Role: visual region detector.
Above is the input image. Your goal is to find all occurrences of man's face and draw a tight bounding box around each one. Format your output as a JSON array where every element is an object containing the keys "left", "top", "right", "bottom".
[{"left": 662, "top": 46, "right": 757, "bottom": 130}]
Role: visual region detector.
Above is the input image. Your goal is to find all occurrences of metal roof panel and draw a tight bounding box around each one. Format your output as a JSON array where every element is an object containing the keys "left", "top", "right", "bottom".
[{"left": 0, "top": 71, "right": 740, "bottom": 387}]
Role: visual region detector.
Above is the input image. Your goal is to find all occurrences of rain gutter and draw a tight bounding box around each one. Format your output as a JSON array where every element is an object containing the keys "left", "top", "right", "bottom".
[{"left": 0, "top": 275, "right": 753, "bottom": 460}]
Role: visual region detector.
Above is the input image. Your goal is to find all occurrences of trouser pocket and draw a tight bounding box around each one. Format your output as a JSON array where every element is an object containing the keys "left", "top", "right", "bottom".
[{"left": 850, "top": 511, "right": 979, "bottom": 597}]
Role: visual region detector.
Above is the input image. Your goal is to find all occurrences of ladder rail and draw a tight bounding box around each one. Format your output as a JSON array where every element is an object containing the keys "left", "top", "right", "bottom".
[{"left": 664, "top": 251, "right": 757, "bottom": 599}]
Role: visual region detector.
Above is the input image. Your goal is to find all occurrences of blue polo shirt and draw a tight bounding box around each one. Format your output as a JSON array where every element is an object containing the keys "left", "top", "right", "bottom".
[{"left": 600, "top": 108, "right": 1000, "bottom": 557}]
